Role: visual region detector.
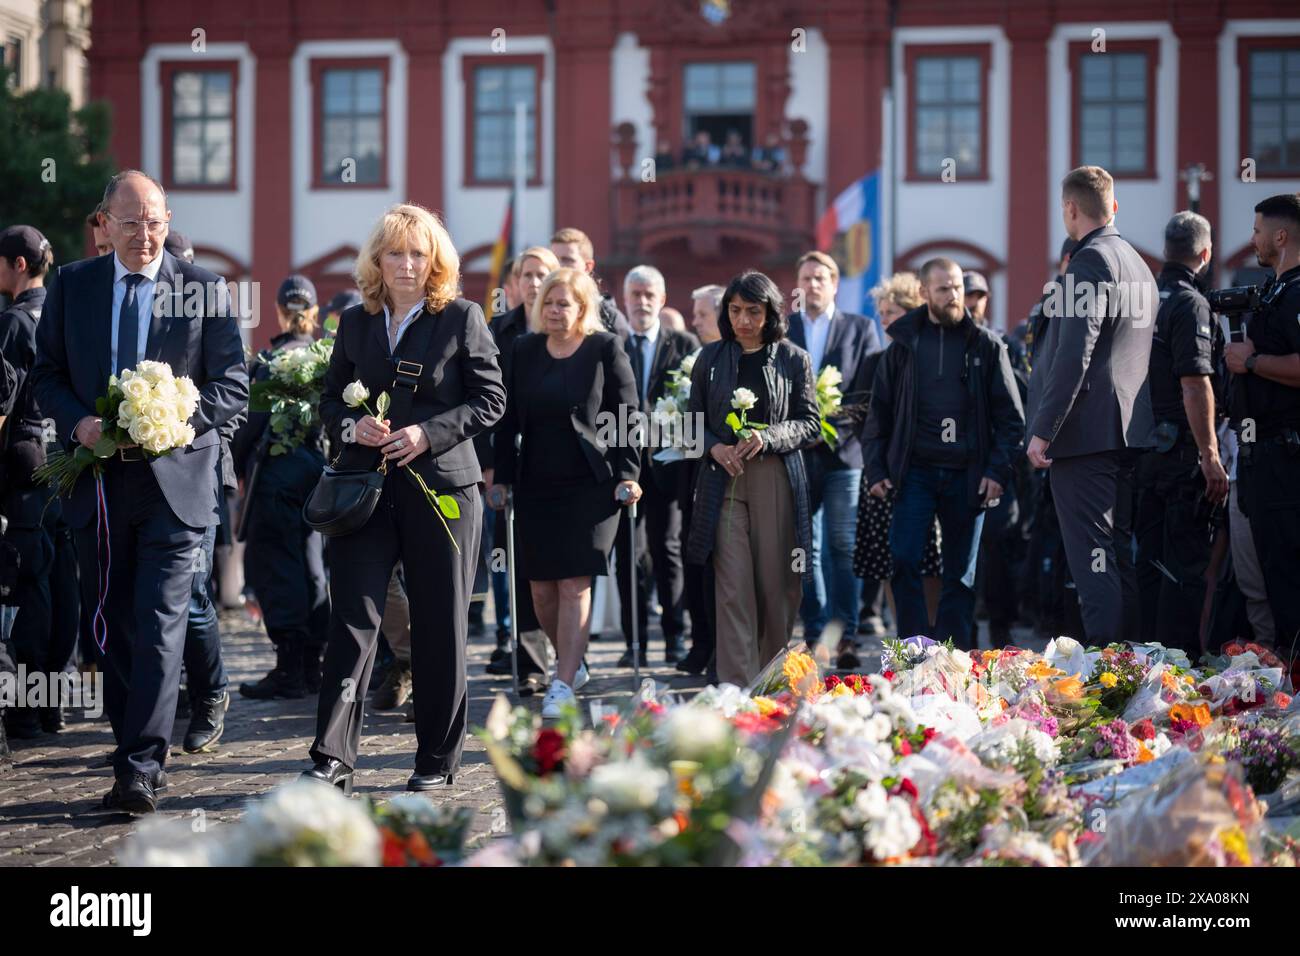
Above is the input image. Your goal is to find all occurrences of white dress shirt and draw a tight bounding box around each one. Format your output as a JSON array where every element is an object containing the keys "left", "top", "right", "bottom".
[
  {"left": 802, "top": 303, "right": 837, "bottom": 373},
  {"left": 630, "top": 319, "right": 661, "bottom": 400},
  {"left": 383, "top": 300, "right": 425, "bottom": 354},
  {"left": 111, "top": 252, "right": 165, "bottom": 374}
]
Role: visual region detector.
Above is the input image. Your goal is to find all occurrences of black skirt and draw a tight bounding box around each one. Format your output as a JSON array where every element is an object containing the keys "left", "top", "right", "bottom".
[{"left": 515, "top": 477, "right": 622, "bottom": 581}]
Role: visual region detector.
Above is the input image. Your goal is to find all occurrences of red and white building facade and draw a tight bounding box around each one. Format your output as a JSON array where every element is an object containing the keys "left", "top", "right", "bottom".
[{"left": 88, "top": 0, "right": 1300, "bottom": 348}]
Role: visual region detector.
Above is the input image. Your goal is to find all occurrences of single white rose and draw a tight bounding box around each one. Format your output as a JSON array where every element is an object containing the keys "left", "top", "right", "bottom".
[
  {"left": 145, "top": 399, "right": 172, "bottom": 425},
  {"left": 679, "top": 352, "right": 697, "bottom": 377},
  {"left": 135, "top": 360, "right": 170, "bottom": 385},
  {"left": 116, "top": 402, "right": 139, "bottom": 426},
  {"left": 343, "top": 381, "right": 370, "bottom": 408},
  {"left": 731, "top": 387, "right": 757, "bottom": 411},
  {"left": 128, "top": 418, "right": 156, "bottom": 446},
  {"left": 817, "top": 365, "right": 843, "bottom": 388}
]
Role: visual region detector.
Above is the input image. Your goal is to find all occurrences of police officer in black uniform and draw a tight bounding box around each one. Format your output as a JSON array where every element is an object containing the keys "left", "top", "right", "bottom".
[
  {"left": 1226, "top": 194, "right": 1300, "bottom": 650},
  {"left": 0, "top": 226, "right": 61, "bottom": 737},
  {"left": 1135, "top": 212, "right": 1229, "bottom": 656},
  {"left": 233, "top": 275, "right": 330, "bottom": 699}
]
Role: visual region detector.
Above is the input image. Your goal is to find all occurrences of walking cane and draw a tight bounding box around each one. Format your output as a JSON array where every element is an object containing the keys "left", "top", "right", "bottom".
[
  {"left": 623, "top": 491, "right": 641, "bottom": 689},
  {"left": 505, "top": 487, "right": 520, "bottom": 699}
]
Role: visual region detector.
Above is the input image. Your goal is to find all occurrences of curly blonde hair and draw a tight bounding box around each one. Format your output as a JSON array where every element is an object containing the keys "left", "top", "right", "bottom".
[
  {"left": 530, "top": 267, "right": 605, "bottom": 336},
  {"left": 355, "top": 203, "right": 460, "bottom": 314},
  {"left": 870, "top": 271, "right": 923, "bottom": 314}
]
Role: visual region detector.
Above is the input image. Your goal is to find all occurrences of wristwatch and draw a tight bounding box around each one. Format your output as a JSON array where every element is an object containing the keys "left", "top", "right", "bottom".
[{"left": 1245, "top": 353, "right": 1259, "bottom": 373}]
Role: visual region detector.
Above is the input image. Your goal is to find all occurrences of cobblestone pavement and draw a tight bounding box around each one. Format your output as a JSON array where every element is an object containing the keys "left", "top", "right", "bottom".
[{"left": 0, "top": 603, "right": 1041, "bottom": 867}]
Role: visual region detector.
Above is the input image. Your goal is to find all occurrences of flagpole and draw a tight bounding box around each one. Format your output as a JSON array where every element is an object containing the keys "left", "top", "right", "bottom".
[{"left": 513, "top": 100, "right": 526, "bottom": 254}]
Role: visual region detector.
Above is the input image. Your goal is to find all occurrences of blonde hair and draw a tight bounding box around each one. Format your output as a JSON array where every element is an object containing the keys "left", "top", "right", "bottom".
[
  {"left": 797, "top": 250, "right": 840, "bottom": 282},
  {"left": 277, "top": 304, "right": 319, "bottom": 337},
  {"left": 512, "top": 245, "right": 560, "bottom": 278},
  {"left": 530, "top": 267, "right": 604, "bottom": 336},
  {"left": 355, "top": 203, "right": 460, "bottom": 314},
  {"left": 550, "top": 226, "right": 594, "bottom": 262},
  {"left": 870, "top": 271, "right": 923, "bottom": 313}
]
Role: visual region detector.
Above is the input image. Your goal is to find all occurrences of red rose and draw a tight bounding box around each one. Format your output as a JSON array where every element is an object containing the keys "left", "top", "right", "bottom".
[
  {"left": 897, "top": 737, "right": 913, "bottom": 756},
  {"left": 922, "top": 727, "right": 938, "bottom": 743},
  {"left": 531, "top": 728, "right": 566, "bottom": 775},
  {"left": 882, "top": 670, "right": 896, "bottom": 682},
  {"left": 1129, "top": 718, "right": 1156, "bottom": 741},
  {"left": 898, "top": 777, "right": 918, "bottom": 799}
]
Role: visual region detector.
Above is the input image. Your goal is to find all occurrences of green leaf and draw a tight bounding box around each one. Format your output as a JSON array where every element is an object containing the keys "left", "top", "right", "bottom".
[
  {"left": 438, "top": 495, "right": 461, "bottom": 520},
  {"left": 92, "top": 435, "right": 117, "bottom": 458},
  {"left": 749, "top": 422, "right": 768, "bottom": 430},
  {"left": 94, "top": 395, "right": 107, "bottom": 416},
  {"left": 376, "top": 391, "right": 391, "bottom": 420},
  {"left": 724, "top": 411, "right": 741, "bottom": 432}
]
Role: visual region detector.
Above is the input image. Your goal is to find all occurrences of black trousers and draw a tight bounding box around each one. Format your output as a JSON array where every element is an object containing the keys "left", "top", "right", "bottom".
[
  {"left": 244, "top": 449, "right": 330, "bottom": 651},
  {"left": 1049, "top": 449, "right": 1141, "bottom": 645},
  {"left": 977, "top": 483, "right": 1022, "bottom": 630},
  {"left": 615, "top": 466, "right": 685, "bottom": 650},
  {"left": 1134, "top": 445, "right": 1216, "bottom": 656},
  {"left": 311, "top": 472, "right": 481, "bottom": 774},
  {"left": 6, "top": 526, "right": 57, "bottom": 677},
  {"left": 73, "top": 461, "right": 204, "bottom": 778},
  {"left": 1238, "top": 440, "right": 1300, "bottom": 647}
]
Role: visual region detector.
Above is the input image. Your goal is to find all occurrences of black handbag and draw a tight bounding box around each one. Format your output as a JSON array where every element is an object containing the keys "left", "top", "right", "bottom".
[{"left": 303, "top": 357, "right": 424, "bottom": 536}]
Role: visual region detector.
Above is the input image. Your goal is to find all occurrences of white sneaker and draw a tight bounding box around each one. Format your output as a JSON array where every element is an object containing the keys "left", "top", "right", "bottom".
[
  {"left": 572, "top": 662, "right": 590, "bottom": 692},
  {"left": 541, "top": 679, "right": 575, "bottom": 719}
]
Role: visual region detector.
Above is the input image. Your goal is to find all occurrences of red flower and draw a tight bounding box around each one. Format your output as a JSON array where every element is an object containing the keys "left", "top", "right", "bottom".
[
  {"left": 1273, "top": 692, "right": 1293, "bottom": 710},
  {"left": 922, "top": 727, "right": 938, "bottom": 744},
  {"left": 897, "top": 737, "right": 913, "bottom": 756},
  {"left": 531, "top": 728, "right": 566, "bottom": 775},
  {"left": 882, "top": 670, "right": 896, "bottom": 682},
  {"left": 1129, "top": 718, "right": 1156, "bottom": 741},
  {"left": 898, "top": 777, "right": 918, "bottom": 799},
  {"left": 824, "top": 675, "right": 843, "bottom": 691}
]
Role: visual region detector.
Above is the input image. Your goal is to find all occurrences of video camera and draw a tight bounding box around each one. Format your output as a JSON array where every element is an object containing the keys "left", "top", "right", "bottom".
[{"left": 1206, "top": 284, "right": 1265, "bottom": 316}]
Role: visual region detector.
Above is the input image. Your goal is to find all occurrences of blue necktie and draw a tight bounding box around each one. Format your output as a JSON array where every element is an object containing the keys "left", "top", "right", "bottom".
[
  {"left": 117, "top": 273, "right": 146, "bottom": 375},
  {"left": 632, "top": 334, "right": 648, "bottom": 403}
]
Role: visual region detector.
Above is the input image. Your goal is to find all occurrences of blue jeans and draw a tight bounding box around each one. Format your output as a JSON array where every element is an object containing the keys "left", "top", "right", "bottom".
[
  {"left": 183, "top": 524, "right": 228, "bottom": 699},
  {"left": 890, "top": 462, "right": 985, "bottom": 649},
  {"left": 800, "top": 463, "right": 862, "bottom": 645},
  {"left": 485, "top": 507, "right": 511, "bottom": 637}
]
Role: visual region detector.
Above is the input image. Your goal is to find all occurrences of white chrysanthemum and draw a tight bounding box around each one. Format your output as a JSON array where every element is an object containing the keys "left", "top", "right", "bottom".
[
  {"left": 863, "top": 797, "right": 921, "bottom": 860},
  {"left": 852, "top": 782, "right": 889, "bottom": 821},
  {"left": 588, "top": 756, "right": 668, "bottom": 813},
  {"left": 219, "top": 779, "right": 380, "bottom": 867},
  {"left": 730, "top": 387, "right": 757, "bottom": 411},
  {"left": 653, "top": 706, "right": 732, "bottom": 762},
  {"left": 343, "top": 381, "right": 370, "bottom": 408}
]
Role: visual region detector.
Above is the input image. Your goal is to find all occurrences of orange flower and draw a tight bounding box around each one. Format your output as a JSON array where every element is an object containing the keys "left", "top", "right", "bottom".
[
  {"left": 782, "top": 652, "right": 819, "bottom": 699},
  {"left": 1169, "top": 702, "right": 1212, "bottom": 727},
  {"left": 1027, "top": 660, "right": 1065, "bottom": 680},
  {"left": 405, "top": 830, "right": 435, "bottom": 865},
  {"left": 1136, "top": 741, "right": 1154, "bottom": 764},
  {"left": 1052, "top": 674, "right": 1084, "bottom": 698},
  {"left": 1161, "top": 671, "right": 1179, "bottom": 691}
]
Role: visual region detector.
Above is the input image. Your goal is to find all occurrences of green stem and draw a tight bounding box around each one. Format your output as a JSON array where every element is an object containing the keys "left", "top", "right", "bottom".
[{"left": 405, "top": 465, "right": 461, "bottom": 555}]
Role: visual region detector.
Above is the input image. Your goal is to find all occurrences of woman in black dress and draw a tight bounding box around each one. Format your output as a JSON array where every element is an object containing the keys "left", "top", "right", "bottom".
[
  {"left": 494, "top": 267, "right": 641, "bottom": 718},
  {"left": 301, "top": 203, "right": 505, "bottom": 793}
]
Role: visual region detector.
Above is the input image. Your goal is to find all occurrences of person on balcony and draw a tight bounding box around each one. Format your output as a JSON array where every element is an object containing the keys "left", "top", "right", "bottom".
[
  {"left": 682, "top": 130, "right": 720, "bottom": 168},
  {"left": 753, "top": 132, "right": 786, "bottom": 174},
  {"left": 719, "top": 129, "right": 748, "bottom": 167}
]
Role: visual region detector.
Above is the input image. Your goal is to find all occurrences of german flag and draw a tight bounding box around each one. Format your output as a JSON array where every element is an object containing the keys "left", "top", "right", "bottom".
[{"left": 484, "top": 190, "right": 514, "bottom": 313}]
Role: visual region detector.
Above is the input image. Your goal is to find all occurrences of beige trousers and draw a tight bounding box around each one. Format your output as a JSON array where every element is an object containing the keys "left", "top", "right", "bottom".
[{"left": 713, "top": 454, "right": 801, "bottom": 686}]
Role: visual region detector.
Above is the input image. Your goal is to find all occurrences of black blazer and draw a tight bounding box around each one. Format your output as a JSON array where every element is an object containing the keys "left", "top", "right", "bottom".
[
  {"left": 494, "top": 330, "right": 640, "bottom": 488},
  {"left": 321, "top": 298, "right": 505, "bottom": 492},
  {"left": 619, "top": 323, "right": 700, "bottom": 490},
  {"left": 31, "top": 251, "right": 249, "bottom": 529},
  {"left": 1027, "top": 223, "right": 1157, "bottom": 457},
  {"left": 786, "top": 308, "right": 882, "bottom": 469}
]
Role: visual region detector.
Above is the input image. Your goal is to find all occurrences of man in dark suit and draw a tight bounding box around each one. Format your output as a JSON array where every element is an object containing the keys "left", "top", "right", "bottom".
[
  {"left": 787, "top": 251, "right": 882, "bottom": 666},
  {"left": 617, "top": 264, "right": 699, "bottom": 665},
  {"left": 32, "top": 170, "right": 248, "bottom": 813},
  {"left": 1027, "top": 165, "right": 1156, "bottom": 645}
]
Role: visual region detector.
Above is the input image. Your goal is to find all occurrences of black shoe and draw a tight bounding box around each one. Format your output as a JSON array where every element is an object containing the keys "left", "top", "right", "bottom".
[
  {"left": 617, "top": 650, "right": 649, "bottom": 668},
  {"left": 40, "top": 706, "right": 65, "bottom": 734},
  {"left": 675, "top": 647, "right": 711, "bottom": 675},
  {"left": 372, "top": 661, "right": 412, "bottom": 709},
  {"left": 489, "top": 632, "right": 510, "bottom": 664},
  {"left": 407, "top": 771, "right": 455, "bottom": 791},
  {"left": 153, "top": 769, "right": 169, "bottom": 793},
  {"left": 183, "top": 691, "right": 229, "bottom": 753},
  {"left": 102, "top": 772, "right": 157, "bottom": 814},
  {"left": 835, "top": 648, "right": 862, "bottom": 670},
  {"left": 239, "top": 667, "right": 306, "bottom": 700},
  {"left": 302, "top": 645, "right": 324, "bottom": 694},
  {"left": 663, "top": 642, "right": 686, "bottom": 664},
  {"left": 3, "top": 708, "right": 41, "bottom": 740},
  {"left": 301, "top": 758, "right": 354, "bottom": 796}
]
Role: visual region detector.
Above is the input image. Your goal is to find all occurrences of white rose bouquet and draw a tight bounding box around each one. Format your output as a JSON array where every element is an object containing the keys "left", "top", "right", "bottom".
[
  {"left": 248, "top": 337, "right": 334, "bottom": 455},
  {"left": 35, "top": 360, "right": 201, "bottom": 496},
  {"left": 651, "top": 350, "right": 698, "bottom": 463},
  {"left": 815, "top": 365, "right": 844, "bottom": 448}
]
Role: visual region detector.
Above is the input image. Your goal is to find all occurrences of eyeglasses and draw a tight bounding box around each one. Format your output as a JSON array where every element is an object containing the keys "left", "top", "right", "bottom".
[{"left": 105, "top": 213, "right": 169, "bottom": 236}]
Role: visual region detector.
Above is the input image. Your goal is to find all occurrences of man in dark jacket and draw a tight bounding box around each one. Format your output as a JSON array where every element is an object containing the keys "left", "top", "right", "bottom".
[
  {"left": 786, "top": 250, "right": 881, "bottom": 665},
  {"left": 550, "top": 226, "right": 631, "bottom": 336},
  {"left": 1027, "top": 166, "right": 1157, "bottom": 645},
  {"left": 864, "top": 257, "right": 1025, "bottom": 648}
]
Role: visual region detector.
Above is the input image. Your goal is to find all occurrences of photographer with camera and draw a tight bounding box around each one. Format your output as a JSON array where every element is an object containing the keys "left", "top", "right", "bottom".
[
  {"left": 1224, "top": 194, "right": 1300, "bottom": 649},
  {"left": 1134, "top": 212, "right": 1228, "bottom": 658}
]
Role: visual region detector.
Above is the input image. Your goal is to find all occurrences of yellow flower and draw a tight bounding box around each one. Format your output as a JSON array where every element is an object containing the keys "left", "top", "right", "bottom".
[
  {"left": 782, "top": 651, "right": 819, "bottom": 699},
  {"left": 829, "top": 682, "right": 853, "bottom": 699},
  {"left": 754, "top": 696, "right": 781, "bottom": 716},
  {"left": 1099, "top": 672, "right": 1118, "bottom": 688},
  {"left": 1218, "top": 826, "right": 1251, "bottom": 866},
  {"left": 1161, "top": 671, "right": 1179, "bottom": 691}
]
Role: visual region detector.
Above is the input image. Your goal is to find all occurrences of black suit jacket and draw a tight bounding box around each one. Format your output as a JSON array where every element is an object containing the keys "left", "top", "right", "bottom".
[
  {"left": 494, "top": 330, "right": 640, "bottom": 488},
  {"left": 1027, "top": 223, "right": 1157, "bottom": 458},
  {"left": 786, "top": 308, "right": 883, "bottom": 468},
  {"left": 32, "top": 251, "right": 249, "bottom": 529},
  {"left": 619, "top": 323, "right": 700, "bottom": 492},
  {"left": 321, "top": 298, "right": 505, "bottom": 492}
]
